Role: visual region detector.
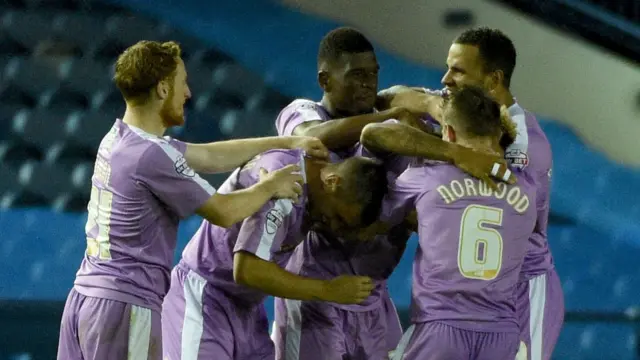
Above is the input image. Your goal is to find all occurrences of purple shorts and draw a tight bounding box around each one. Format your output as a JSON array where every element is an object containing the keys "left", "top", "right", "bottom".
[
  {"left": 393, "top": 321, "right": 519, "bottom": 360},
  {"left": 273, "top": 295, "right": 399, "bottom": 360},
  {"left": 161, "top": 265, "right": 273, "bottom": 360},
  {"left": 57, "top": 288, "right": 161, "bottom": 360},
  {"left": 515, "top": 269, "right": 565, "bottom": 360}
]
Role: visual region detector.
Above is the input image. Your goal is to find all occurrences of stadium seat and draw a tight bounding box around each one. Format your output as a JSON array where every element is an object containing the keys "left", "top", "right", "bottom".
[
  {"left": 213, "top": 63, "right": 266, "bottom": 100},
  {"left": 8, "top": 56, "right": 65, "bottom": 101},
  {"left": 22, "top": 162, "right": 72, "bottom": 202},
  {"left": 0, "top": 32, "right": 28, "bottom": 55},
  {"left": 66, "top": 110, "right": 115, "bottom": 153},
  {"left": 2, "top": 10, "right": 53, "bottom": 51},
  {"left": 0, "top": 140, "right": 42, "bottom": 167},
  {"left": 105, "top": 14, "right": 162, "bottom": 46},
  {"left": 0, "top": 83, "right": 36, "bottom": 107},
  {"left": 13, "top": 108, "right": 71, "bottom": 151},
  {"left": 53, "top": 12, "right": 108, "bottom": 55},
  {"left": 61, "top": 58, "right": 112, "bottom": 101}
]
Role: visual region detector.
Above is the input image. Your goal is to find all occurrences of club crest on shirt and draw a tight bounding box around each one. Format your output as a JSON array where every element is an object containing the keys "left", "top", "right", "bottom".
[
  {"left": 505, "top": 149, "right": 529, "bottom": 169},
  {"left": 265, "top": 208, "right": 285, "bottom": 234},
  {"left": 174, "top": 156, "right": 195, "bottom": 177},
  {"left": 548, "top": 168, "right": 552, "bottom": 179}
]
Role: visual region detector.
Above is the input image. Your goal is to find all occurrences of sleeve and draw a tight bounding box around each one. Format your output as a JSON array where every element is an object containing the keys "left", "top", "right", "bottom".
[
  {"left": 379, "top": 167, "right": 425, "bottom": 226},
  {"left": 233, "top": 199, "right": 296, "bottom": 261},
  {"left": 275, "top": 100, "right": 326, "bottom": 136},
  {"left": 136, "top": 138, "right": 216, "bottom": 218}
]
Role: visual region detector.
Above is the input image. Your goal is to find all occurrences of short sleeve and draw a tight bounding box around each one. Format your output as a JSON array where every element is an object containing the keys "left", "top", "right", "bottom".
[
  {"left": 380, "top": 167, "right": 426, "bottom": 226},
  {"left": 234, "top": 199, "right": 297, "bottom": 261},
  {"left": 136, "top": 138, "right": 216, "bottom": 218},
  {"left": 275, "top": 100, "right": 325, "bottom": 136}
]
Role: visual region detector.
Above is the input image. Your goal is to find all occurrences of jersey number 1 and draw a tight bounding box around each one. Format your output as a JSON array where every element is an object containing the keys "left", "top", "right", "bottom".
[
  {"left": 457, "top": 205, "right": 503, "bottom": 280},
  {"left": 85, "top": 185, "right": 114, "bottom": 260}
]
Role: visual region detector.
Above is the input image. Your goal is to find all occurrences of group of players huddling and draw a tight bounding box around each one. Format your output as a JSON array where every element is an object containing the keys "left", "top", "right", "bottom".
[{"left": 56, "top": 26, "right": 564, "bottom": 360}]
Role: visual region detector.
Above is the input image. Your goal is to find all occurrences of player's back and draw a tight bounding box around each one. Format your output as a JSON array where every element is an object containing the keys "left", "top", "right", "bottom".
[
  {"left": 74, "top": 119, "right": 216, "bottom": 312},
  {"left": 399, "top": 161, "right": 536, "bottom": 332},
  {"left": 180, "top": 149, "right": 308, "bottom": 306},
  {"left": 507, "top": 102, "right": 554, "bottom": 280}
]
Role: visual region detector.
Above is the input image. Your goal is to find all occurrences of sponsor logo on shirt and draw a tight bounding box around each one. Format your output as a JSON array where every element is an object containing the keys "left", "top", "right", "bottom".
[
  {"left": 174, "top": 156, "right": 195, "bottom": 177},
  {"left": 505, "top": 149, "right": 529, "bottom": 169},
  {"left": 265, "top": 208, "right": 285, "bottom": 234}
]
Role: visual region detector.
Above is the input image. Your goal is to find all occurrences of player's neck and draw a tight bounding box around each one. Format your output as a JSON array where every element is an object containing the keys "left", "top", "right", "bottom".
[
  {"left": 122, "top": 105, "right": 167, "bottom": 137},
  {"left": 320, "top": 96, "right": 349, "bottom": 118},
  {"left": 303, "top": 158, "right": 325, "bottom": 199},
  {"left": 494, "top": 89, "right": 515, "bottom": 108}
]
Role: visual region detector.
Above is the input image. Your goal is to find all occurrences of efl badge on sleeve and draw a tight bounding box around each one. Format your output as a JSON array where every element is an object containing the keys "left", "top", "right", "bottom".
[
  {"left": 174, "top": 157, "right": 196, "bottom": 177},
  {"left": 505, "top": 149, "right": 529, "bottom": 169},
  {"left": 265, "top": 208, "right": 285, "bottom": 234}
]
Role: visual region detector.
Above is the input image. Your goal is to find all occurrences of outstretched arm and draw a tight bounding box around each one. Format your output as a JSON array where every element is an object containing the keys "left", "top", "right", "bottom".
[
  {"left": 184, "top": 136, "right": 328, "bottom": 173},
  {"left": 292, "top": 107, "right": 407, "bottom": 150}
]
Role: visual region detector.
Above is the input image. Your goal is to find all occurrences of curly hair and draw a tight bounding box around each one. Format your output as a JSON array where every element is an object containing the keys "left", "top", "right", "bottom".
[{"left": 114, "top": 40, "right": 182, "bottom": 105}]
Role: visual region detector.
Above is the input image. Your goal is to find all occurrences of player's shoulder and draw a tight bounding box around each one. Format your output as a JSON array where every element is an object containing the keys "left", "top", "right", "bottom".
[
  {"left": 246, "top": 149, "right": 305, "bottom": 172},
  {"left": 281, "top": 98, "right": 325, "bottom": 116},
  {"left": 398, "top": 160, "right": 449, "bottom": 188}
]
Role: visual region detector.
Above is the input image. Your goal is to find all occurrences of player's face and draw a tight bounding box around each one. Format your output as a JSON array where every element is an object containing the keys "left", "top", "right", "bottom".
[
  {"left": 325, "top": 52, "right": 379, "bottom": 116},
  {"left": 441, "top": 44, "right": 490, "bottom": 93},
  {"left": 161, "top": 58, "right": 191, "bottom": 127}
]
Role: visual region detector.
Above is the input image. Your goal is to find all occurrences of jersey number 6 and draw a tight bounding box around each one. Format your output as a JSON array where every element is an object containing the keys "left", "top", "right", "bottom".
[{"left": 457, "top": 205, "right": 503, "bottom": 280}]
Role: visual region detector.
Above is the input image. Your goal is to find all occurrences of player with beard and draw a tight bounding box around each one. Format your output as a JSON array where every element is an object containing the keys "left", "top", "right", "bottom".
[
  {"left": 377, "top": 27, "right": 563, "bottom": 360},
  {"left": 271, "top": 28, "right": 515, "bottom": 360},
  {"left": 56, "top": 40, "right": 331, "bottom": 360}
]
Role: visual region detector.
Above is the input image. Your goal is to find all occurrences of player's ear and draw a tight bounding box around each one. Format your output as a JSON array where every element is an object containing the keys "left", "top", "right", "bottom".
[
  {"left": 318, "top": 70, "right": 331, "bottom": 92},
  {"left": 443, "top": 124, "right": 456, "bottom": 143},
  {"left": 322, "top": 173, "right": 341, "bottom": 193},
  {"left": 156, "top": 80, "right": 170, "bottom": 100},
  {"left": 486, "top": 70, "right": 503, "bottom": 92}
]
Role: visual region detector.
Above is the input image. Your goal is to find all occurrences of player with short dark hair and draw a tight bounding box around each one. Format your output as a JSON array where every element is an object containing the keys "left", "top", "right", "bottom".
[
  {"left": 379, "top": 86, "right": 536, "bottom": 360},
  {"left": 376, "top": 27, "right": 563, "bottom": 359},
  {"left": 271, "top": 27, "right": 515, "bottom": 360},
  {"left": 56, "top": 40, "right": 331, "bottom": 360},
  {"left": 161, "top": 150, "right": 388, "bottom": 360}
]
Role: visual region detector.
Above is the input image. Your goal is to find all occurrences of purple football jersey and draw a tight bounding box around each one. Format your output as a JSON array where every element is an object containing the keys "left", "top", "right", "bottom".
[
  {"left": 387, "top": 161, "right": 537, "bottom": 332},
  {"left": 506, "top": 102, "right": 554, "bottom": 281},
  {"left": 276, "top": 99, "right": 412, "bottom": 311},
  {"left": 179, "top": 149, "right": 308, "bottom": 306},
  {"left": 73, "top": 119, "right": 216, "bottom": 312}
]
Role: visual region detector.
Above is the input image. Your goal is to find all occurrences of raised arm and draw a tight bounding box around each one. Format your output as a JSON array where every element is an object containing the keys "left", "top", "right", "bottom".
[
  {"left": 291, "top": 107, "right": 406, "bottom": 150},
  {"left": 185, "top": 136, "right": 329, "bottom": 174},
  {"left": 377, "top": 85, "right": 444, "bottom": 122}
]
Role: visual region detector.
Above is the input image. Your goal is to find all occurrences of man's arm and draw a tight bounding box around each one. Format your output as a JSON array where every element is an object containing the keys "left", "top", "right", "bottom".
[
  {"left": 230, "top": 204, "right": 374, "bottom": 304},
  {"left": 234, "top": 252, "right": 326, "bottom": 300},
  {"left": 361, "top": 122, "right": 457, "bottom": 162},
  {"left": 184, "top": 136, "right": 328, "bottom": 174},
  {"left": 292, "top": 107, "right": 406, "bottom": 150},
  {"left": 377, "top": 85, "right": 443, "bottom": 122},
  {"left": 360, "top": 122, "right": 515, "bottom": 188}
]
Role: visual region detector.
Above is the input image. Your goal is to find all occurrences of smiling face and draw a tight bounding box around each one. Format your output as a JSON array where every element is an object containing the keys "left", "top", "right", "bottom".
[
  {"left": 160, "top": 58, "right": 191, "bottom": 127},
  {"left": 441, "top": 43, "right": 491, "bottom": 93},
  {"left": 320, "top": 51, "right": 380, "bottom": 116}
]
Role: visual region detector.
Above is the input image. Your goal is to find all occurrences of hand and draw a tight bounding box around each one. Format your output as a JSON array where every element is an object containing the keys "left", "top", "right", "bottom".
[
  {"left": 390, "top": 107, "right": 424, "bottom": 129},
  {"left": 258, "top": 165, "right": 304, "bottom": 202},
  {"left": 452, "top": 147, "right": 516, "bottom": 191},
  {"left": 287, "top": 136, "right": 330, "bottom": 160},
  {"left": 322, "top": 275, "right": 375, "bottom": 304}
]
